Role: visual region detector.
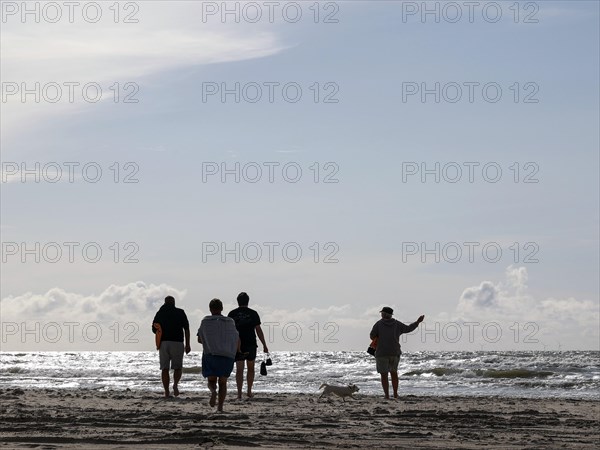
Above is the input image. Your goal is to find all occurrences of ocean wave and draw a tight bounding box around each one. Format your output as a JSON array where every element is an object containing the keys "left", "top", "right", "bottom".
[
  {"left": 402, "top": 367, "right": 554, "bottom": 379},
  {"left": 0, "top": 367, "right": 28, "bottom": 374},
  {"left": 476, "top": 369, "right": 553, "bottom": 379},
  {"left": 182, "top": 366, "right": 202, "bottom": 374},
  {"left": 403, "top": 367, "right": 464, "bottom": 377}
]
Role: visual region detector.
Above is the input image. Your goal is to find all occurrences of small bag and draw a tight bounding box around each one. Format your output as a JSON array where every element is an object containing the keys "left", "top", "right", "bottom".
[
  {"left": 367, "top": 337, "right": 378, "bottom": 356},
  {"left": 265, "top": 353, "right": 272, "bottom": 366}
]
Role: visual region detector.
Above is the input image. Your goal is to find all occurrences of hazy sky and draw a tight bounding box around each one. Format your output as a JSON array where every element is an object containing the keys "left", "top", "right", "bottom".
[{"left": 1, "top": 1, "right": 598, "bottom": 352}]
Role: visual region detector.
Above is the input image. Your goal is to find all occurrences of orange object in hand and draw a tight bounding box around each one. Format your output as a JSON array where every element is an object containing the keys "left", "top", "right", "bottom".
[{"left": 153, "top": 323, "right": 162, "bottom": 350}]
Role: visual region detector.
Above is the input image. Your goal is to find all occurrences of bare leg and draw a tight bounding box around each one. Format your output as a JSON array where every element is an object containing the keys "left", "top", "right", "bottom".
[
  {"left": 235, "top": 360, "right": 244, "bottom": 399},
  {"left": 207, "top": 376, "right": 217, "bottom": 407},
  {"left": 246, "top": 360, "right": 255, "bottom": 398},
  {"left": 380, "top": 372, "right": 390, "bottom": 399},
  {"left": 173, "top": 369, "right": 182, "bottom": 396},
  {"left": 391, "top": 371, "right": 399, "bottom": 398},
  {"left": 217, "top": 377, "right": 227, "bottom": 412},
  {"left": 161, "top": 369, "right": 170, "bottom": 397}
]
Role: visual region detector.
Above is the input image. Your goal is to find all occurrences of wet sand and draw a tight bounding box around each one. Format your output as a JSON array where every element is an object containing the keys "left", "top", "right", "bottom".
[{"left": 1, "top": 388, "right": 598, "bottom": 448}]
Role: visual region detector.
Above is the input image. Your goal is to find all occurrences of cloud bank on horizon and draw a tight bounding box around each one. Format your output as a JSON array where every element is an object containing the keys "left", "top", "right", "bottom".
[{"left": 2, "top": 266, "right": 597, "bottom": 351}]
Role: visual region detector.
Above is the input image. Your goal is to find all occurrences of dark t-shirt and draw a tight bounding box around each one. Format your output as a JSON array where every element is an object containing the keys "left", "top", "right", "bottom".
[
  {"left": 228, "top": 307, "right": 261, "bottom": 351},
  {"left": 152, "top": 304, "right": 189, "bottom": 342},
  {"left": 370, "top": 318, "right": 419, "bottom": 357}
]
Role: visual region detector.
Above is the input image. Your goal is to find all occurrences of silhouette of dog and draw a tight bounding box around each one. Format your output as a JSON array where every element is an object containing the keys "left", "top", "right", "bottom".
[{"left": 318, "top": 383, "right": 359, "bottom": 401}]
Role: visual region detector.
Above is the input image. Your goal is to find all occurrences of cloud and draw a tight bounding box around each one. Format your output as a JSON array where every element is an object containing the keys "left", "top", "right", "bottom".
[
  {"left": 2, "top": 29, "right": 282, "bottom": 81},
  {"left": 259, "top": 304, "right": 352, "bottom": 324},
  {"left": 459, "top": 281, "right": 498, "bottom": 309},
  {"left": 0, "top": 285, "right": 365, "bottom": 350},
  {"left": 1, "top": 4, "right": 286, "bottom": 140},
  {"left": 446, "top": 266, "right": 599, "bottom": 349},
  {"left": 3, "top": 270, "right": 596, "bottom": 351},
  {"left": 0, "top": 282, "right": 188, "bottom": 350},
  {"left": 1, "top": 281, "right": 186, "bottom": 321}
]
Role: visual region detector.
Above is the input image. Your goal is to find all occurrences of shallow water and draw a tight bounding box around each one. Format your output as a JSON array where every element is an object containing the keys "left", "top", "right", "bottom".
[{"left": 1, "top": 350, "right": 598, "bottom": 399}]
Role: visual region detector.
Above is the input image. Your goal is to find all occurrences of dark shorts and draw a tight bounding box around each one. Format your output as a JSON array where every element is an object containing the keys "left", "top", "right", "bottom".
[
  {"left": 202, "top": 354, "right": 234, "bottom": 378},
  {"left": 235, "top": 347, "right": 257, "bottom": 362}
]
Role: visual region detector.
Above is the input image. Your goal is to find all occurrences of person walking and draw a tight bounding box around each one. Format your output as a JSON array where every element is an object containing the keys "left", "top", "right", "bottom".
[
  {"left": 152, "top": 296, "right": 191, "bottom": 398},
  {"left": 228, "top": 292, "right": 269, "bottom": 399},
  {"left": 197, "top": 298, "right": 239, "bottom": 412}
]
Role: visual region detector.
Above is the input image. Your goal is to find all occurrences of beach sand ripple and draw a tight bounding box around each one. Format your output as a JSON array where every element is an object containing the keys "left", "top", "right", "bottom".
[{"left": 0, "top": 388, "right": 598, "bottom": 448}]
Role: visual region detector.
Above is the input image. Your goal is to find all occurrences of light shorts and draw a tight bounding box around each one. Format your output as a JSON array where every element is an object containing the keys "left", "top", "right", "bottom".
[
  {"left": 376, "top": 355, "right": 400, "bottom": 373},
  {"left": 159, "top": 341, "right": 184, "bottom": 370}
]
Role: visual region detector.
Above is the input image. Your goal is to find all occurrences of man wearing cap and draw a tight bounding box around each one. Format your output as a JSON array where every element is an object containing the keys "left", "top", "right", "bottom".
[{"left": 370, "top": 307, "right": 424, "bottom": 399}]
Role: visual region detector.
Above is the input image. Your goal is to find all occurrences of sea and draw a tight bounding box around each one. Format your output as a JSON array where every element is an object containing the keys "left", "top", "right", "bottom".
[{"left": 1, "top": 351, "right": 598, "bottom": 400}]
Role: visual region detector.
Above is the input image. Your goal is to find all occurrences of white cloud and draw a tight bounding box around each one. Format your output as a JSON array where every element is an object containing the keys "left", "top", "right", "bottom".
[
  {"left": 0, "top": 284, "right": 365, "bottom": 351},
  {"left": 2, "top": 268, "right": 597, "bottom": 351},
  {"left": 444, "top": 266, "right": 599, "bottom": 349},
  {"left": 259, "top": 304, "right": 352, "bottom": 324},
  {"left": 1, "top": 4, "right": 286, "bottom": 141},
  {"left": 1, "top": 281, "right": 185, "bottom": 319},
  {"left": 2, "top": 28, "right": 282, "bottom": 81},
  {"left": 0, "top": 282, "right": 187, "bottom": 350}
]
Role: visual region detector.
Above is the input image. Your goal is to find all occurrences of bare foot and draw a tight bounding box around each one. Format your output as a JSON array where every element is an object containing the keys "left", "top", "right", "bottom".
[
  {"left": 209, "top": 388, "right": 217, "bottom": 407},
  {"left": 173, "top": 385, "right": 179, "bottom": 397},
  {"left": 246, "top": 392, "right": 254, "bottom": 399},
  {"left": 164, "top": 390, "right": 170, "bottom": 398}
]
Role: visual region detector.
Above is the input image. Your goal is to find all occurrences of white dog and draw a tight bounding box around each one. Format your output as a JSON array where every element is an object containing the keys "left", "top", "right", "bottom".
[{"left": 318, "top": 383, "right": 359, "bottom": 401}]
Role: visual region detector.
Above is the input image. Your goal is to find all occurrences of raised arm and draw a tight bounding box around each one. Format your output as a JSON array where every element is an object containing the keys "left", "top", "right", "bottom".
[{"left": 399, "top": 315, "right": 425, "bottom": 334}]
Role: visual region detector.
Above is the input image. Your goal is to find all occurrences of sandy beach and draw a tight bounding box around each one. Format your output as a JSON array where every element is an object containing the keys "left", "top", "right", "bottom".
[{"left": 0, "top": 387, "right": 598, "bottom": 449}]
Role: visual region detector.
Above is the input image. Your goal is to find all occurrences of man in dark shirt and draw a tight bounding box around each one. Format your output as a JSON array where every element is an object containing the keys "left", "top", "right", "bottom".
[
  {"left": 370, "top": 307, "right": 424, "bottom": 399},
  {"left": 152, "top": 296, "right": 191, "bottom": 398},
  {"left": 228, "top": 292, "right": 269, "bottom": 399}
]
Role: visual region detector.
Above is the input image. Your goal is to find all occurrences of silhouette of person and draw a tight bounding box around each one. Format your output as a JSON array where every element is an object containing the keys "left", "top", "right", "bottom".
[
  {"left": 228, "top": 292, "right": 269, "bottom": 399},
  {"left": 152, "top": 296, "right": 191, "bottom": 398},
  {"left": 197, "top": 298, "right": 239, "bottom": 412},
  {"left": 370, "top": 307, "right": 424, "bottom": 399}
]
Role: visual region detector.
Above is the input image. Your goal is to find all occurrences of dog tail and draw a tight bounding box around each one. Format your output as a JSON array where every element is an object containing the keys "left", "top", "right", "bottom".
[{"left": 319, "top": 383, "right": 327, "bottom": 390}]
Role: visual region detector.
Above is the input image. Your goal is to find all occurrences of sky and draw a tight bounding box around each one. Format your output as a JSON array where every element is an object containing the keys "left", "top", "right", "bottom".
[{"left": 1, "top": 1, "right": 598, "bottom": 352}]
